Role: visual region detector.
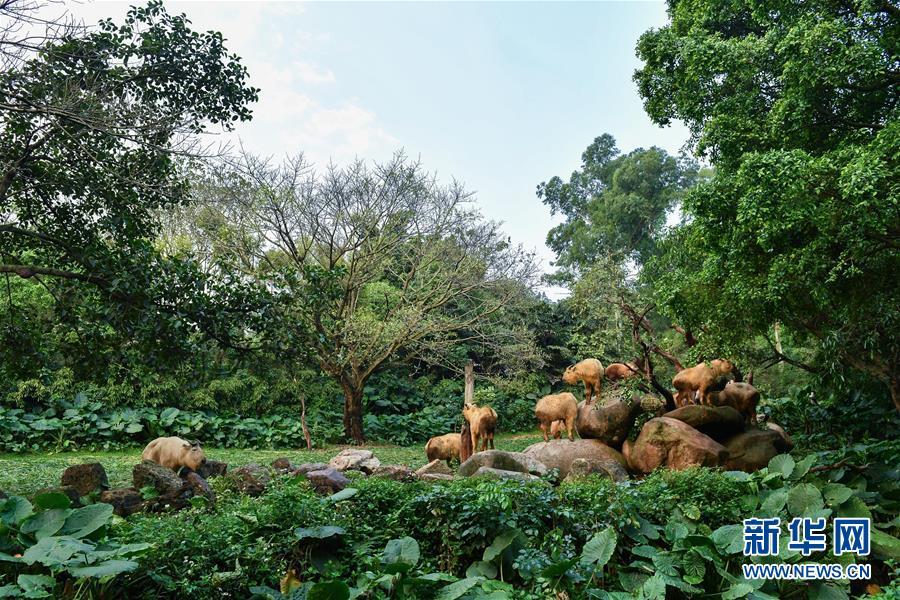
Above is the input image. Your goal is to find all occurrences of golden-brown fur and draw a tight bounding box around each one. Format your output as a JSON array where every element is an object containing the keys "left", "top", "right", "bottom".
[
  {"left": 462, "top": 403, "right": 498, "bottom": 452},
  {"left": 535, "top": 392, "right": 578, "bottom": 442},
  {"left": 549, "top": 420, "right": 565, "bottom": 439},
  {"left": 425, "top": 433, "right": 461, "bottom": 467},
  {"left": 672, "top": 359, "right": 735, "bottom": 407},
  {"left": 141, "top": 436, "right": 207, "bottom": 472},
  {"left": 605, "top": 362, "right": 639, "bottom": 383},
  {"left": 562, "top": 358, "right": 604, "bottom": 404},
  {"left": 708, "top": 381, "right": 760, "bottom": 424}
]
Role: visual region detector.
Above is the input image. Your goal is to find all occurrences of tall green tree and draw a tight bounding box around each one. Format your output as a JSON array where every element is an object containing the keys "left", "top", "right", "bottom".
[
  {"left": 0, "top": 1, "right": 261, "bottom": 366},
  {"left": 537, "top": 134, "right": 699, "bottom": 283},
  {"left": 187, "top": 152, "right": 540, "bottom": 442},
  {"left": 635, "top": 0, "right": 899, "bottom": 408}
]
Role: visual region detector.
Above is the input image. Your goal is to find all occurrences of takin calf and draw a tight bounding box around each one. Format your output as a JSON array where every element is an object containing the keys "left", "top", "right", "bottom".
[
  {"left": 463, "top": 402, "right": 498, "bottom": 452},
  {"left": 562, "top": 358, "right": 604, "bottom": 404},
  {"left": 605, "top": 362, "right": 640, "bottom": 384},
  {"left": 425, "top": 433, "right": 461, "bottom": 467},
  {"left": 672, "top": 359, "right": 735, "bottom": 407},
  {"left": 708, "top": 381, "right": 760, "bottom": 424},
  {"left": 535, "top": 392, "right": 578, "bottom": 442},
  {"left": 141, "top": 437, "right": 207, "bottom": 472}
]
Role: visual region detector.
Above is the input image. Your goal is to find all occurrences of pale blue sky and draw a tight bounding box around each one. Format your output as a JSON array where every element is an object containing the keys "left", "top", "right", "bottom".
[{"left": 66, "top": 1, "right": 689, "bottom": 296}]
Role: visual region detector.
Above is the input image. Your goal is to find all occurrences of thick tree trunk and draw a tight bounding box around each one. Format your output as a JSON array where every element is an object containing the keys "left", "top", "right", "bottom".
[{"left": 341, "top": 383, "right": 365, "bottom": 444}]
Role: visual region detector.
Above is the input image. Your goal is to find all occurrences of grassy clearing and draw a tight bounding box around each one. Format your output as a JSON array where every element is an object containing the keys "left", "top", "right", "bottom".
[{"left": 0, "top": 431, "right": 545, "bottom": 496}]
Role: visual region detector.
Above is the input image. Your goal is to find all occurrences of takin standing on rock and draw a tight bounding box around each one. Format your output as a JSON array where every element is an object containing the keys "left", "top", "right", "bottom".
[
  {"left": 425, "top": 433, "right": 461, "bottom": 467},
  {"left": 141, "top": 437, "right": 207, "bottom": 472},
  {"left": 605, "top": 362, "right": 640, "bottom": 384},
  {"left": 672, "top": 359, "right": 735, "bottom": 407},
  {"left": 535, "top": 392, "right": 578, "bottom": 442},
  {"left": 462, "top": 402, "right": 498, "bottom": 452},
  {"left": 562, "top": 358, "right": 604, "bottom": 404},
  {"left": 708, "top": 381, "right": 760, "bottom": 424}
]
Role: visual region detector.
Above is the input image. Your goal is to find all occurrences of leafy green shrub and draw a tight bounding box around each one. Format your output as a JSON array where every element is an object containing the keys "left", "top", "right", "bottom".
[{"left": 0, "top": 492, "right": 149, "bottom": 597}]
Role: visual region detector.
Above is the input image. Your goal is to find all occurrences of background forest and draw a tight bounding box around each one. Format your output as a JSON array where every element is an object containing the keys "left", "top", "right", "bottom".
[
  {"left": 1, "top": 1, "right": 899, "bottom": 598},
  {"left": 1, "top": 0, "right": 898, "bottom": 452}
]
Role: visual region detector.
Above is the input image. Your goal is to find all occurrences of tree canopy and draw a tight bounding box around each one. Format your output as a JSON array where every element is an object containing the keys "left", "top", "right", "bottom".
[
  {"left": 0, "top": 1, "right": 261, "bottom": 365},
  {"left": 635, "top": 0, "right": 899, "bottom": 408},
  {"left": 537, "top": 134, "right": 699, "bottom": 283},
  {"left": 182, "top": 152, "right": 541, "bottom": 442}
]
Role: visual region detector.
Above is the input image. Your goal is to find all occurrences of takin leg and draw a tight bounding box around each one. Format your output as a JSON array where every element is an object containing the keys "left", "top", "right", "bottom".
[
  {"left": 584, "top": 382, "right": 593, "bottom": 405},
  {"left": 540, "top": 422, "right": 549, "bottom": 442},
  {"left": 565, "top": 415, "right": 576, "bottom": 441}
]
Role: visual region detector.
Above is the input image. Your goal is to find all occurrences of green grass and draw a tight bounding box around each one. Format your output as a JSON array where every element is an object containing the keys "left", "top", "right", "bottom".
[{"left": 0, "top": 432, "right": 545, "bottom": 496}]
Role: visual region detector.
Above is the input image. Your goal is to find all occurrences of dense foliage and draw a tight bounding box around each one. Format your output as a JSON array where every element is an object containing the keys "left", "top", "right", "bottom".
[
  {"left": 2, "top": 446, "right": 895, "bottom": 598},
  {"left": 634, "top": 0, "right": 900, "bottom": 410}
]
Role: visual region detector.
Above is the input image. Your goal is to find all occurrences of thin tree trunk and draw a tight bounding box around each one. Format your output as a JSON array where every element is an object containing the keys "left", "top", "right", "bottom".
[
  {"left": 300, "top": 393, "right": 312, "bottom": 451},
  {"left": 460, "top": 360, "right": 474, "bottom": 462}
]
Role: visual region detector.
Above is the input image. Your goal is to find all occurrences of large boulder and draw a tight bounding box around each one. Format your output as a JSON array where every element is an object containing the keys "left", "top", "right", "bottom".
[
  {"left": 723, "top": 428, "right": 792, "bottom": 472},
  {"left": 471, "top": 467, "right": 541, "bottom": 482},
  {"left": 182, "top": 471, "right": 216, "bottom": 506},
  {"left": 564, "top": 457, "right": 630, "bottom": 483},
  {"left": 61, "top": 463, "right": 109, "bottom": 496},
  {"left": 328, "top": 449, "right": 381, "bottom": 474},
  {"left": 99, "top": 488, "right": 144, "bottom": 517},
  {"left": 628, "top": 417, "right": 729, "bottom": 473},
  {"left": 224, "top": 463, "right": 271, "bottom": 496},
  {"left": 305, "top": 468, "right": 350, "bottom": 495},
  {"left": 294, "top": 463, "right": 329, "bottom": 476},
  {"left": 575, "top": 399, "right": 642, "bottom": 447},
  {"left": 458, "top": 450, "right": 548, "bottom": 478},
  {"left": 523, "top": 439, "right": 628, "bottom": 479},
  {"left": 415, "top": 459, "right": 454, "bottom": 477},
  {"left": 371, "top": 464, "right": 416, "bottom": 481},
  {"left": 196, "top": 460, "right": 228, "bottom": 479},
  {"left": 663, "top": 405, "right": 745, "bottom": 442},
  {"left": 132, "top": 461, "right": 183, "bottom": 496},
  {"left": 766, "top": 422, "right": 794, "bottom": 451}
]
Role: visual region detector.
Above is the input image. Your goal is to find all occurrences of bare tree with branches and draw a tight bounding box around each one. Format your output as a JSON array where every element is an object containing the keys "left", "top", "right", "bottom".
[{"left": 190, "top": 151, "right": 541, "bottom": 442}]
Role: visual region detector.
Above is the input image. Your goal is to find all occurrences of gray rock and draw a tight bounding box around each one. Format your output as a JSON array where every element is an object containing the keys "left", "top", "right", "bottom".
[
  {"left": 564, "top": 458, "right": 630, "bottom": 483},
  {"left": 195, "top": 460, "right": 228, "bottom": 479},
  {"left": 225, "top": 463, "right": 272, "bottom": 496},
  {"left": 663, "top": 405, "right": 745, "bottom": 442},
  {"left": 471, "top": 467, "right": 541, "bottom": 482},
  {"left": 133, "top": 461, "right": 183, "bottom": 496},
  {"left": 271, "top": 457, "right": 293, "bottom": 471},
  {"left": 371, "top": 464, "right": 416, "bottom": 481},
  {"left": 305, "top": 468, "right": 350, "bottom": 494},
  {"left": 99, "top": 488, "right": 144, "bottom": 517},
  {"left": 328, "top": 449, "right": 381, "bottom": 474},
  {"left": 294, "top": 463, "right": 329, "bottom": 475},
  {"left": 419, "top": 473, "right": 455, "bottom": 482},
  {"left": 523, "top": 439, "right": 628, "bottom": 479},
  {"left": 61, "top": 463, "right": 109, "bottom": 496},
  {"left": 415, "top": 459, "right": 454, "bottom": 477},
  {"left": 576, "top": 399, "right": 643, "bottom": 448},
  {"left": 458, "top": 450, "right": 548, "bottom": 477},
  {"left": 182, "top": 471, "right": 215, "bottom": 506}
]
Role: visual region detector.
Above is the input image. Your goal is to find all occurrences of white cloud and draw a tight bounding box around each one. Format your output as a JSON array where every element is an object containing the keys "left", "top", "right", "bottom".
[{"left": 293, "top": 61, "right": 336, "bottom": 84}]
